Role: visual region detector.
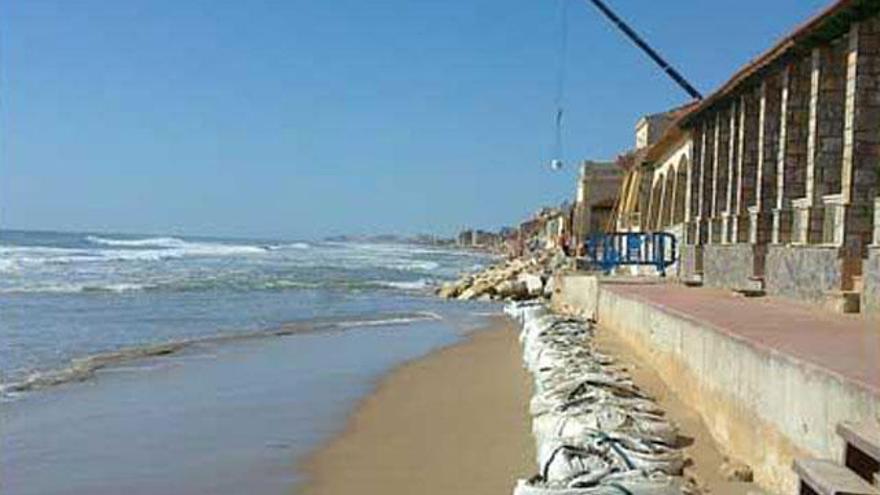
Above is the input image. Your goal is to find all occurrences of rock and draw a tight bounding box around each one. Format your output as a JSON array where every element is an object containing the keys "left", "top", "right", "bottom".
[
  {"left": 457, "top": 280, "right": 495, "bottom": 301},
  {"left": 543, "top": 275, "right": 557, "bottom": 298},
  {"left": 496, "top": 280, "right": 528, "bottom": 300},
  {"left": 457, "top": 287, "right": 477, "bottom": 300},
  {"left": 437, "top": 282, "right": 461, "bottom": 299},
  {"left": 720, "top": 457, "right": 753, "bottom": 482},
  {"left": 518, "top": 273, "right": 544, "bottom": 297}
]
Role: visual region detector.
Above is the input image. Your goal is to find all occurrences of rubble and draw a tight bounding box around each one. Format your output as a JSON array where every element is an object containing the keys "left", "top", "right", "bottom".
[{"left": 435, "top": 249, "right": 571, "bottom": 302}]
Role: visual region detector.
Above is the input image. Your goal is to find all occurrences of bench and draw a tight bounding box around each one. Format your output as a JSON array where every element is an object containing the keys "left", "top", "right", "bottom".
[{"left": 793, "top": 458, "right": 880, "bottom": 495}]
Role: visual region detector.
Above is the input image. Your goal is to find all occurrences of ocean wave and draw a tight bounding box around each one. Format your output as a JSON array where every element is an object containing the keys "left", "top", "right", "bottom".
[
  {"left": 371, "top": 279, "right": 434, "bottom": 291},
  {"left": 87, "top": 235, "right": 267, "bottom": 256},
  {"left": 1, "top": 237, "right": 267, "bottom": 271},
  {"left": 0, "top": 311, "right": 443, "bottom": 395},
  {"left": 0, "top": 282, "right": 152, "bottom": 294},
  {"left": 85, "top": 235, "right": 187, "bottom": 248},
  {"left": 0, "top": 277, "right": 437, "bottom": 295},
  {"left": 264, "top": 242, "right": 310, "bottom": 250}
]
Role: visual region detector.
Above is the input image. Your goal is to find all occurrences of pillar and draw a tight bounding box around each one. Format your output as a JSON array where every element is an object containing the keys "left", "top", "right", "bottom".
[
  {"left": 773, "top": 57, "right": 811, "bottom": 244},
  {"left": 722, "top": 101, "right": 739, "bottom": 243},
  {"left": 839, "top": 19, "right": 880, "bottom": 252},
  {"left": 734, "top": 89, "right": 760, "bottom": 243},
  {"left": 750, "top": 74, "right": 781, "bottom": 245},
  {"left": 792, "top": 42, "right": 847, "bottom": 244}
]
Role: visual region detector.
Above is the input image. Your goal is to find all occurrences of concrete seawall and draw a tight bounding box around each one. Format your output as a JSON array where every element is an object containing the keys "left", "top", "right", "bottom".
[{"left": 551, "top": 273, "right": 880, "bottom": 493}]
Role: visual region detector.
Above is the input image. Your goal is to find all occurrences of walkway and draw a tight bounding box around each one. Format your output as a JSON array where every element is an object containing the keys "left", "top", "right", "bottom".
[{"left": 604, "top": 282, "right": 880, "bottom": 395}]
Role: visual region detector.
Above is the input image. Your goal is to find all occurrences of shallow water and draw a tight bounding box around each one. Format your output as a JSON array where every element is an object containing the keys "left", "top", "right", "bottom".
[
  {"left": 1, "top": 229, "right": 496, "bottom": 494},
  {"left": 3, "top": 307, "right": 493, "bottom": 494},
  {"left": 1, "top": 230, "right": 490, "bottom": 391}
]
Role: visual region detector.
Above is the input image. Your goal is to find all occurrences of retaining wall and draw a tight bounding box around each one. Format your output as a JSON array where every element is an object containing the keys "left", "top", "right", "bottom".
[{"left": 551, "top": 275, "right": 880, "bottom": 494}]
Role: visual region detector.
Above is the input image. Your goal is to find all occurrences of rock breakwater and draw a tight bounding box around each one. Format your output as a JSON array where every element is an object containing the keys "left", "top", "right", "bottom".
[{"left": 436, "top": 249, "right": 570, "bottom": 301}]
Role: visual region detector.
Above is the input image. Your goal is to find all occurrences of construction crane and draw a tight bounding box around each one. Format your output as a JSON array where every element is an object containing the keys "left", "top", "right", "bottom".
[
  {"left": 548, "top": 0, "right": 701, "bottom": 172},
  {"left": 586, "top": 0, "right": 703, "bottom": 100}
]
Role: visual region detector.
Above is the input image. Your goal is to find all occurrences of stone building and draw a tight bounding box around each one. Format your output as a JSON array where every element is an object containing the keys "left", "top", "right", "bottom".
[
  {"left": 572, "top": 160, "right": 623, "bottom": 246},
  {"left": 616, "top": 0, "right": 880, "bottom": 314}
]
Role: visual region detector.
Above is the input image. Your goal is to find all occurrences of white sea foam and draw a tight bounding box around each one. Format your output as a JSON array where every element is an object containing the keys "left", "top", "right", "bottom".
[
  {"left": 86, "top": 235, "right": 187, "bottom": 248},
  {"left": 0, "top": 311, "right": 444, "bottom": 396},
  {"left": 88, "top": 235, "right": 266, "bottom": 257},
  {"left": 334, "top": 311, "right": 442, "bottom": 328},
  {"left": 373, "top": 279, "right": 433, "bottom": 291},
  {"left": 265, "top": 242, "right": 310, "bottom": 250}
]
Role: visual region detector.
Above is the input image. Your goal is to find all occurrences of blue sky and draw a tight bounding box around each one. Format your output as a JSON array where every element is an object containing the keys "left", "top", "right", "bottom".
[{"left": 1, "top": 0, "right": 830, "bottom": 240}]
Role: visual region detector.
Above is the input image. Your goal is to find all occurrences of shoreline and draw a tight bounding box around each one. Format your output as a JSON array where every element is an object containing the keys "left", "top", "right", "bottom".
[{"left": 297, "top": 315, "right": 535, "bottom": 495}]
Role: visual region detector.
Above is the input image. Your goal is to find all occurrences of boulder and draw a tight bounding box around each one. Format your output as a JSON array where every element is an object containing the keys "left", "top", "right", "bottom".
[
  {"left": 518, "top": 273, "right": 544, "bottom": 297},
  {"left": 437, "top": 282, "right": 461, "bottom": 299},
  {"left": 543, "top": 275, "right": 557, "bottom": 298},
  {"left": 496, "top": 280, "right": 529, "bottom": 300},
  {"left": 720, "top": 458, "right": 753, "bottom": 482}
]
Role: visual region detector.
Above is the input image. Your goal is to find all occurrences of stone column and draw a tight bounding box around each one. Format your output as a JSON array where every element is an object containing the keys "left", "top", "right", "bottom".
[
  {"left": 668, "top": 167, "right": 679, "bottom": 227},
  {"left": 721, "top": 101, "right": 739, "bottom": 243},
  {"left": 791, "top": 43, "right": 847, "bottom": 244},
  {"left": 750, "top": 74, "right": 781, "bottom": 245},
  {"left": 656, "top": 174, "right": 668, "bottom": 231},
  {"left": 697, "top": 122, "right": 714, "bottom": 244},
  {"left": 874, "top": 196, "right": 880, "bottom": 246},
  {"left": 685, "top": 128, "right": 702, "bottom": 244},
  {"left": 773, "top": 57, "right": 810, "bottom": 244},
  {"left": 839, "top": 19, "right": 880, "bottom": 252},
  {"left": 734, "top": 89, "right": 760, "bottom": 243},
  {"left": 710, "top": 112, "right": 729, "bottom": 244}
]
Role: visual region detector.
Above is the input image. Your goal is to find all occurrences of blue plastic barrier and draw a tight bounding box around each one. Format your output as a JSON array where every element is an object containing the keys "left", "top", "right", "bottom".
[{"left": 582, "top": 232, "right": 677, "bottom": 276}]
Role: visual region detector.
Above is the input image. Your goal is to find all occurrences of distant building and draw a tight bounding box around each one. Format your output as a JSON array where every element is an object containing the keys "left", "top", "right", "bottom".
[{"left": 572, "top": 161, "right": 624, "bottom": 248}]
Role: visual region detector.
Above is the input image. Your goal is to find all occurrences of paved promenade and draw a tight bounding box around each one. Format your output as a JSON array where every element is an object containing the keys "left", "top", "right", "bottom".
[{"left": 604, "top": 282, "right": 880, "bottom": 395}]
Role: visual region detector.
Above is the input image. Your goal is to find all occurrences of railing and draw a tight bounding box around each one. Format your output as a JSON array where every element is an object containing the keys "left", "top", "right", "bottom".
[{"left": 581, "top": 232, "right": 677, "bottom": 276}]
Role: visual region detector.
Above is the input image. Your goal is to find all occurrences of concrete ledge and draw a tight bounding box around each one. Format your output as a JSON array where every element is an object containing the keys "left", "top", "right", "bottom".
[
  {"left": 553, "top": 275, "right": 880, "bottom": 494},
  {"left": 765, "top": 245, "right": 843, "bottom": 304},
  {"left": 864, "top": 248, "right": 880, "bottom": 315},
  {"left": 703, "top": 244, "right": 765, "bottom": 291}
]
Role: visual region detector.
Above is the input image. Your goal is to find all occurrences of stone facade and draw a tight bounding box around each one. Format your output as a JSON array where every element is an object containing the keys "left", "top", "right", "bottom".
[
  {"left": 573, "top": 161, "right": 622, "bottom": 245},
  {"left": 653, "top": 6, "right": 880, "bottom": 310}
]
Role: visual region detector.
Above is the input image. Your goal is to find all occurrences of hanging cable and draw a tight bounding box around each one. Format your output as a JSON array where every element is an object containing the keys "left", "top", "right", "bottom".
[{"left": 550, "top": 0, "right": 569, "bottom": 171}]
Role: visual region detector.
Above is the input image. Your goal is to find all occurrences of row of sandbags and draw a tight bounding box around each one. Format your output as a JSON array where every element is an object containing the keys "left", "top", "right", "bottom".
[{"left": 505, "top": 301, "right": 692, "bottom": 495}]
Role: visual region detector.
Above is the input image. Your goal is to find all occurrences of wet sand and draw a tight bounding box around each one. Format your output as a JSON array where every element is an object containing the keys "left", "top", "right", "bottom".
[{"left": 299, "top": 316, "right": 535, "bottom": 495}]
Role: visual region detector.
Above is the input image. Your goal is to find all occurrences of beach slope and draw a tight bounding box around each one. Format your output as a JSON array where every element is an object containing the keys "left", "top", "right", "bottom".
[{"left": 299, "top": 316, "right": 534, "bottom": 495}]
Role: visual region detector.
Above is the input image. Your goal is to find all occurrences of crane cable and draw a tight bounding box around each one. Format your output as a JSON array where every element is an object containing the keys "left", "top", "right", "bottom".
[{"left": 551, "top": 0, "right": 569, "bottom": 171}]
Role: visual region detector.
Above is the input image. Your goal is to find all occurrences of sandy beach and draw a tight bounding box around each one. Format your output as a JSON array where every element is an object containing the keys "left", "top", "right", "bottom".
[{"left": 299, "top": 315, "right": 535, "bottom": 495}]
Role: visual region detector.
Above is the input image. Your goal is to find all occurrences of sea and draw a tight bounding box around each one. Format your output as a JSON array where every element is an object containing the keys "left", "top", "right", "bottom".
[{"left": 0, "top": 229, "right": 497, "bottom": 494}]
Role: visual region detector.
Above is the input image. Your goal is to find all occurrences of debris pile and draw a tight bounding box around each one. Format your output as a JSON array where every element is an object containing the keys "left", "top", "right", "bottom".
[
  {"left": 436, "top": 249, "right": 570, "bottom": 301},
  {"left": 505, "top": 301, "right": 692, "bottom": 495}
]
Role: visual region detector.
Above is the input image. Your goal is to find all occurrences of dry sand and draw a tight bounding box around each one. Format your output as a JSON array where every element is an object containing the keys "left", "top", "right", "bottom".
[
  {"left": 298, "top": 315, "right": 536, "bottom": 495},
  {"left": 595, "top": 327, "right": 752, "bottom": 495}
]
